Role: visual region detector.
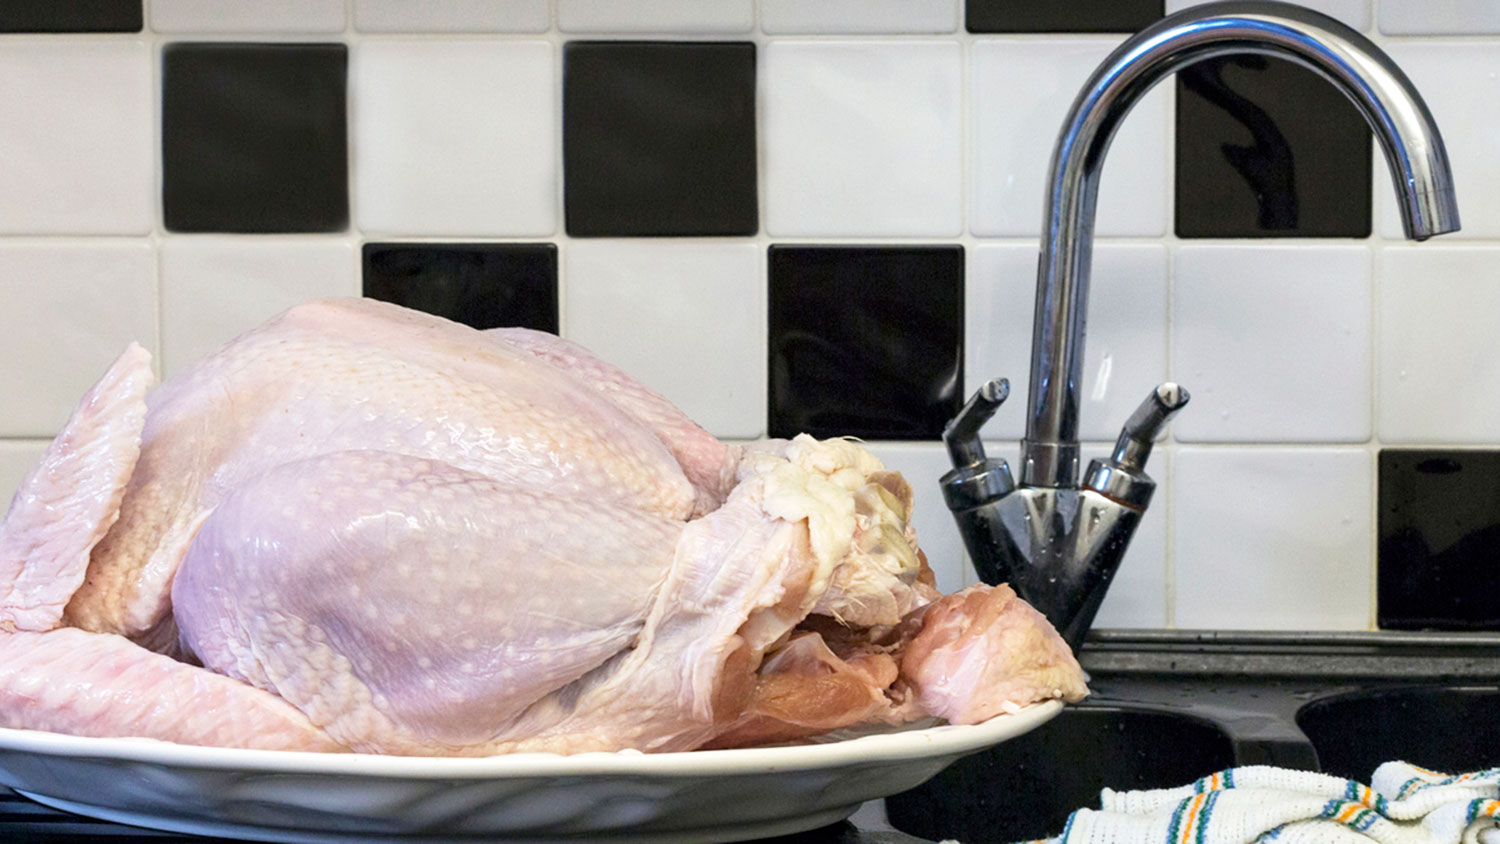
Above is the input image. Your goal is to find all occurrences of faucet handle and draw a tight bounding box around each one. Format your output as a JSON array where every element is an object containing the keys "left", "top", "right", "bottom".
[
  {"left": 1114, "top": 382, "right": 1188, "bottom": 471},
  {"left": 942, "top": 377, "right": 1009, "bottom": 468},
  {"left": 1084, "top": 382, "right": 1189, "bottom": 509},
  {"left": 941, "top": 378, "right": 1016, "bottom": 512}
]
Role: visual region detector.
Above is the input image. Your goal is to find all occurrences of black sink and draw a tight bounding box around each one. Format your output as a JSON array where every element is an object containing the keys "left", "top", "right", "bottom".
[
  {"left": 884, "top": 706, "right": 1236, "bottom": 843},
  {"left": 1297, "top": 685, "right": 1500, "bottom": 781},
  {"left": 881, "top": 632, "right": 1500, "bottom": 843}
]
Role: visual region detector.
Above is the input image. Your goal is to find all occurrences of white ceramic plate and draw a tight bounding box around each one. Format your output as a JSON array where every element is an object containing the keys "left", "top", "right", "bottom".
[{"left": 0, "top": 700, "right": 1061, "bottom": 843}]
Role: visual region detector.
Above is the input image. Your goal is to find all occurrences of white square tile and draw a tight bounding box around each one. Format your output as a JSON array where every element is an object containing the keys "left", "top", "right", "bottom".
[
  {"left": 763, "top": 41, "right": 963, "bottom": 237},
  {"left": 1167, "top": 0, "right": 1370, "bottom": 31},
  {"left": 354, "top": 0, "right": 551, "bottom": 32},
  {"left": 1172, "top": 245, "right": 1372, "bottom": 443},
  {"left": 160, "top": 238, "right": 357, "bottom": 377},
  {"left": 1084, "top": 443, "right": 1168, "bottom": 629},
  {"left": 1380, "top": 0, "right": 1500, "bottom": 34},
  {"left": 354, "top": 40, "right": 557, "bottom": 237},
  {"left": 1173, "top": 447, "right": 1372, "bottom": 630},
  {"left": 761, "top": 0, "right": 959, "bottom": 34},
  {"left": 564, "top": 243, "right": 764, "bottom": 440},
  {"left": 1377, "top": 44, "right": 1500, "bottom": 239},
  {"left": 967, "top": 243, "right": 1168, "bottom": 442},
  {"left": 1378, "top": 246, "right": 1500, "bottom": 443},
  {"left": 558, "top": 0, "right": 753, "bottom": 32},
  {"left": 0, "top": 244, "right": 156, "bottom": 437},
  {"left": 0, "top": 442, "right": 50, "bottom": 511},
  {"left": 971, "top": 39, "right": 1167, "bottom": 238},
  {"left": 862, "top": 442, "right": 970, "bottom": 594},
  {"left": 0, "top": 43, "right": 151, "bottom": 235},
  {"left": 150, "top": 0, "right": 345, "bottom": 32}
]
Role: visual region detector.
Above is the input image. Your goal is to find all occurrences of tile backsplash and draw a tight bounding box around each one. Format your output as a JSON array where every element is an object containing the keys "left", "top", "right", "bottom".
[{"left": 2, "top": 0, "right": 1498, "bottom": 633}]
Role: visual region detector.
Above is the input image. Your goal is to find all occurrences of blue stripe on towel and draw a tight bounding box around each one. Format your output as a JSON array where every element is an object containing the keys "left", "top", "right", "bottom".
[
  {"left": 1469, "top": 799, "right": 1488, "bottom": 823},
  {"left": 1060, "top": 808, "right": 1079, "bottom": 844},
  {"left": 1398, "top": 776, "right": 1425, "bottom": 799},
  {"left": 1166, "top": 796, "right": 1189, "bottom": 844}
]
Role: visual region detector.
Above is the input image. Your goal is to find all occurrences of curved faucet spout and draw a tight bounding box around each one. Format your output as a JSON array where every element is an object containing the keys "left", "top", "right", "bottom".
[{"left": 1022, "top": 0, "right": 1461, "bottom": 489}]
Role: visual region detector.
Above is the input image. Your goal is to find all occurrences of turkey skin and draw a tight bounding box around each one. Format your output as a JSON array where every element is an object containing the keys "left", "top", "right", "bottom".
[{"left": 0, "top": 298, "right": 1086, "bottom": 755}]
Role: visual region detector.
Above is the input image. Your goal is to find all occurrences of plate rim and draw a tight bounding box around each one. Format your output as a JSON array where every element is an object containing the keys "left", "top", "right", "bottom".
[{"left": 0, "top": 699, "right": 1062, "bottom": 779}]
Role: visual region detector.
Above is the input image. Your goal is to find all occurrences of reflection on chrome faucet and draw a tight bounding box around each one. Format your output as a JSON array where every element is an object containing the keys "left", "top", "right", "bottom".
[{"left": 944, "top": 0, "right": 1461, "bottom": 652}]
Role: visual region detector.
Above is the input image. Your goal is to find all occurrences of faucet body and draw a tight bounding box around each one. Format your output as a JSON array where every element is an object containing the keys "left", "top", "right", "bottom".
[{"left": 947, "top": 0, "right": 1460, "bottom": 651}]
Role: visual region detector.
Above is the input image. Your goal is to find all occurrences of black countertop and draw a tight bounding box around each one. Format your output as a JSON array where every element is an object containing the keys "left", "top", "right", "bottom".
[{"left": 0, "top": 789, "right": 937, "bottom": 844}]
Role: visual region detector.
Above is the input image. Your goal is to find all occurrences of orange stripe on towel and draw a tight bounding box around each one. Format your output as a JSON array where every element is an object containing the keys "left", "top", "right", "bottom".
[{"left": 1179, "top": 794, "right": 1207, "bottom": 844}]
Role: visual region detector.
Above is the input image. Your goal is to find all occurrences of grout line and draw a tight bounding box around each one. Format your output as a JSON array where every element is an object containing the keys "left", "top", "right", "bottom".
[
  {"left": 1368, "top": 169, "right": 1383, "bottom": 632},
  {"left": 144, "top": 3, "right": 165, "bottom": 377},
  {"left": 752, "top": 16, "right": 772, "bottom": 440},
  {"left": 957, "top": 18, "right": 979, "bottom": 588},
  {"left": 26, "top": 231, "right": 1500, "bottom": 247},
  {"left": 553, "top": 22, "right": 569, "bottom": 337},
  {"left": 343, "top": 0, "right": 361, "bottom": 301},
  {"left": 1162, "top": 67, "right": 1179, "bottom": 629},
  {"left": 1368, "top": 10, "right": 1386, "bottom": 633}
]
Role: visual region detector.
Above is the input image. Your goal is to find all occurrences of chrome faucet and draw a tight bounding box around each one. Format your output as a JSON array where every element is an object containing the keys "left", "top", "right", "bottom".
[{"left": 943, "top": 0, "right": 1461, "bottom": 651}]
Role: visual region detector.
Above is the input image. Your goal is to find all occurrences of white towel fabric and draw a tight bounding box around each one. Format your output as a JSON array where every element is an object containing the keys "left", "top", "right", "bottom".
[{"left": 1028, "top": 763, "right": 1500, "bottom": 844}]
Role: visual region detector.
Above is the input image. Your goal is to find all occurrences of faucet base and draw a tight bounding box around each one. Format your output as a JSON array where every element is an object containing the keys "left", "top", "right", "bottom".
[{"left": 955, "top": 486, "right": 1142, "bottom": 651}]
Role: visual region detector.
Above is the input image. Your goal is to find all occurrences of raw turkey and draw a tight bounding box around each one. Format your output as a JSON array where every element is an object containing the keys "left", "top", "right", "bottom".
[{"left": 0, "top": 298, "right": 1086, "bottom": 755}]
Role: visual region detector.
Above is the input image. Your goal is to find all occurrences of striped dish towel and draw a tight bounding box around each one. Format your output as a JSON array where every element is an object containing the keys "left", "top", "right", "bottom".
[{"left": 1028, "top": 763, "right": 1500, "bottom": 844}]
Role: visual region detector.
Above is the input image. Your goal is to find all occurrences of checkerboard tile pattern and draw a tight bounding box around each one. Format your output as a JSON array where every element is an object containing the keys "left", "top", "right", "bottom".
[{"left": 1, "top": 0, "right": 1495, "bottom": 628}]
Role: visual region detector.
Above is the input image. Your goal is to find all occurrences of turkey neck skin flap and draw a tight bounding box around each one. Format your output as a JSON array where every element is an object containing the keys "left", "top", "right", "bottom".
[{"left": 0, "top": 297, "right": 1088, "bottom": 755}]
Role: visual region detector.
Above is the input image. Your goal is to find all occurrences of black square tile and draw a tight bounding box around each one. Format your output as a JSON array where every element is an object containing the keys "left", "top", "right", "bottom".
[
  {"left": 768, "top": 246, "right": 963, "bottom": 441},
  {"left": 163, "top": 43, "right": 348, "bottom": 233},
  {"left": 362, "top": 243, "right": 558, "bottom": 333},
  {"left": 564, "top": 41, "right": 757, "bottom": 237},
  {"left": 1379, "top": 449, "right": 1500, "bottom": 630},
  {"left": 1176, "top": 55, "right": 1373, "bottom": 238},
  {"left": 967, "top": 0, "right": 1162, "bottom": 33},
  {"left": 0, "top": 0, "right": 140, "bottom": 32}
]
